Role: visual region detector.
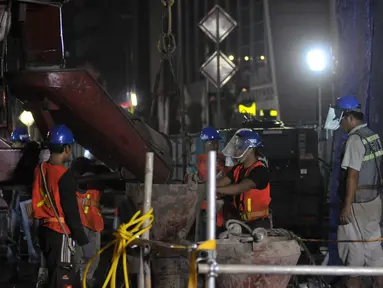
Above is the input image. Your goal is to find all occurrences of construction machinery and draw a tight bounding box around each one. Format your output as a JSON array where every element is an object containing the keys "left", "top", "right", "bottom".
[{"left": 0, "top": 1, "right": 301, "bottom": 287}]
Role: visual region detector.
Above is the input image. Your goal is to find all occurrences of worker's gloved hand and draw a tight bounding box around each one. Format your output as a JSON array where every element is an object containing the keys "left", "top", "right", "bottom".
[
  {"left": 192, "top": 173, "right": 200, "bottom": 183},
  {"left": 81, "top": 242, "right": 94, "bottom": 260},
  {"left": 184, "top": 172, "right": 199, "bottom": 184}
]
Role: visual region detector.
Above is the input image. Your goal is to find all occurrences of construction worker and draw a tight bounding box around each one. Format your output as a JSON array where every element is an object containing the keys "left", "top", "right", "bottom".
[
  {"left": 32, "top": 125, "right": 93, "bottom": 288},
  {"left": 10, "top": 127, "right": 30, "bottom": 148},
  {"left": 35, "top": 145, "right": 50, "bottom": 288},
  {"left": 195, "top": 126, "right": 226, "bottom": 181},
  {"left": 8, "top": 127, "right": 40, "bottom": 265},
  {"left": 71, "top": 157, "right": 104, "bottom": 287},
  {"left": 185, "top": 126, "right": 228, "bottom": 233},
  {"left": 217, "top": 129, "right": 271, "bottom": 229},
  {"left": 325, "top": 95, "right": 383, "bottom": 288}
]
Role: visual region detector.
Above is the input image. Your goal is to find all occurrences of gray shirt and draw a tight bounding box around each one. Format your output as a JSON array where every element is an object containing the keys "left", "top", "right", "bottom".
[{"left": 341, "top": 124, "right": 367, "bottom": 172}]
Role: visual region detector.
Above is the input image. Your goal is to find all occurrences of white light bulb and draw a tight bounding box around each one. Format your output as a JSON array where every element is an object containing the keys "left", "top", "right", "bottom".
[
  {"left": 131, "top": 93, "right": 137, "bottom": 106},
  {"left": 307, "top": 49, "right": 328, "bottom": 72}
]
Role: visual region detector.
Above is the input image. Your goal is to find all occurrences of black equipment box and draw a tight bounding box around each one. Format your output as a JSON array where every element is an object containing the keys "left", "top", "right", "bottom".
[{"left": 224, "top": 127, "right": 325, "bottom": 239}]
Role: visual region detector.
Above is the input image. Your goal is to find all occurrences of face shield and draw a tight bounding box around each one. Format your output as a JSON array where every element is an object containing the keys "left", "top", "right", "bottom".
[
  {"left": 324, "top": 107, "right": 344, "bottom": 131},
  {"left": 222, "top": 134, "right": 253, "bottom": 159}
]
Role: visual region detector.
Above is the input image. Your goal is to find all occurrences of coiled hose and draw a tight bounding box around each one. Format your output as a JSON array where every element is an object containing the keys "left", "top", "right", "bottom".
[{"left": 82, "top": 208, "right": 154, "bottom": 288}]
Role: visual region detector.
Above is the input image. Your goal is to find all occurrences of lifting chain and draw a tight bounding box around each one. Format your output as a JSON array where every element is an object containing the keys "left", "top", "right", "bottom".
[
  {"left": 158, "top": 0, "right": 176, "bottom": 54},
  {"left": 149, "top": 0, "right": 178, "bottom": 126}
]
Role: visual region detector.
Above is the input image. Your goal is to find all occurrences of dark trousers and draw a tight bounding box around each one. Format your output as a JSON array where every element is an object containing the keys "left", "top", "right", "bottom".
[{"left": 38, "top": 226, "right": 80, "bottom": 288}]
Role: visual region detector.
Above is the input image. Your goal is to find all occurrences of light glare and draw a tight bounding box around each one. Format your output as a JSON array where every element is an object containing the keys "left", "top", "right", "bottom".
[
  {"left": 307, "top": 49, "right": 328, "bottom": 72},
  {"left": 131, "top": 93, "right": 138, "bottom": 106},
  {"left": 19, "top": 110, "right": 34, "bottom": 127}
]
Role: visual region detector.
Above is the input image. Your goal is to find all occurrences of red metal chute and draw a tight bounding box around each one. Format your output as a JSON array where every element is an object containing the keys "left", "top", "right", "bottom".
[{"left": 6, "top": 69, "right": 173, "bottom": 183}]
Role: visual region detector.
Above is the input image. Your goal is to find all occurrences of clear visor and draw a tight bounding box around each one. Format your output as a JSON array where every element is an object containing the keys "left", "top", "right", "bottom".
[
  {"left": 222, "top": 135, "right": 252, "bottom": 159},
  {"left": 324, "top": 107, "right": 344, "bottom": 131}
]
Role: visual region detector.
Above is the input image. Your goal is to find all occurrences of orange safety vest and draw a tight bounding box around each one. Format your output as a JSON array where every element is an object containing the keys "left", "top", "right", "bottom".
[
  {"left": 32, "top": 162, "right": 70, "bottom": 234},
  {"left": 76, "top": 189, "right": 104, "bottom": 232},
  {"left": 198, "top": 152, "right": 228, "bottom": 227},
  {"left": 233, "top": 161, "right": 271, "bottom": 221},
  {"left": 197, "top": 152, "right": 226, "bottom": 182}
]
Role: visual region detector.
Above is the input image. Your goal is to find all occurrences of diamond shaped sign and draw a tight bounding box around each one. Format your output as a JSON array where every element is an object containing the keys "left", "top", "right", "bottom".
[
  {"left": 199, "top": 5, "right": 237, "bottom": 43},
  {"left": 200, "top": 51, "right": 238, "bottom": 88}
]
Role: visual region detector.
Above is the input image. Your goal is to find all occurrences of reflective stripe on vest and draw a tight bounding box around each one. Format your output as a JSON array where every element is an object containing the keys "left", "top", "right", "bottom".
[
  {"left": 76, "top": 189, "right": 104, "bottom": 232},
  {"left": 233, "top": 161, "right": 271, "bottom": 221},
  {"left": 32, "top": 162, "right": 70, "bottom": 234},
  {"left": 349, "top": 126, "right": 383, "bottom": 203},
  {"left": 361, "top": 134, "right": 383, "bottom": 161},
  {"left": 36, "top": 188, "right": 51, "bottom": 208}
]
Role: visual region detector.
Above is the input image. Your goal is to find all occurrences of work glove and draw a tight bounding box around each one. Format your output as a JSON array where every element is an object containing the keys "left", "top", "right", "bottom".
[
  {"left": 81, "top": 242, "right": 94, "bottom": 260},
  {"left": 184, "top": 172, "right": 200, "bottom": 184}
]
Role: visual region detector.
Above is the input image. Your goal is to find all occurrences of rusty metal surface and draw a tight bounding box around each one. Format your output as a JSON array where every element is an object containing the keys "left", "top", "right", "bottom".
[
  {"left": 216, "top": 237, "right": 301, "bottom": 288},
  {"left": 6, "top": 69, "right": 173, "bottom": 183},
  {"left": 24, "top": 4, "right": 63, "bottom": 66},
  {"left": 126, "top": 182, "right": 204, "bottom": 242},
  {"left": 0, "top": 139, "right": 22, "bottom": 182},
  {"left": 0, "top": 149, "right": 22, "bottom": 182}
]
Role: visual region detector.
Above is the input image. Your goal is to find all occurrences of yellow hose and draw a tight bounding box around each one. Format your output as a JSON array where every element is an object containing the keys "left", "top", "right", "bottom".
[{"left": 82, "top": 208, "right": 154, "bottom": 288}]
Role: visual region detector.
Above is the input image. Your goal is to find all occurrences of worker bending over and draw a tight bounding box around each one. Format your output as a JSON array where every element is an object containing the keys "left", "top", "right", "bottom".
[
  {"left": 325, "top": 96, "right": 383, "bottom": 288},
  {"left": 71, "top": 157, "right": 104, "bottom": 288},
  {"left": 217, "top": 129, "right": 271, "bottom": 229},
  {"left": 32, "top": 125, "right": 93, "bottom": 288}
]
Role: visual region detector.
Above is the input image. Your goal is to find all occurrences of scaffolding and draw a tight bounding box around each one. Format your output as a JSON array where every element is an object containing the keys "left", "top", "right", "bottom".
[{"left": 134, "top": 150, "right": 383, "bottom": 288}]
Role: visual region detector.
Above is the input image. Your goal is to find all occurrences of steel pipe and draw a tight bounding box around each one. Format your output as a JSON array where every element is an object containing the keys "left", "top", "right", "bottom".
[
  {"left": 198, "top": 264, "right": 383, "bottom": 276},
  {"left": 206, "top": 151, "right": 217, "bottom": 288},
  {"left": 139, "top": 152, "right": 154, "bottom": 288}
]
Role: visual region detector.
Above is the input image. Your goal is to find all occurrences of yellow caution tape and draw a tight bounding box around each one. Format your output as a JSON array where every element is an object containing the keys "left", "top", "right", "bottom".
[{"left": 188, "top": 239, "right": 216, "bottom": 288}]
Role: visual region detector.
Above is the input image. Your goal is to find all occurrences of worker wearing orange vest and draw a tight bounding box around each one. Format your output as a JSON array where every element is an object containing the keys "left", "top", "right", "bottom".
[
  {"left": 217, "top": 129, "right": 271, "bottom": 229},
  {"left": 32, "top": 125, "right": 92, "bottom": 288},
  {"left": 184, "top": 127, "right": 229, "bottom": 230},
  {"left": 71, "top": 157, "right": 104, "bottom": 287},
  {"left": 196, "top": 127, "right": 226, "bottom": 182}
]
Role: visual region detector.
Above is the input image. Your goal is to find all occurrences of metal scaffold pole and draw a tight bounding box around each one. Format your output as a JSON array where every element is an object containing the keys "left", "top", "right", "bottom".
[
  {"left": 263, "top": 0, "right": 281, "bottom": 119},
  {"left": 138, "top": 152, "right": 154, "bottom": 288},
  {"left": 198, "top": 264, "right": 383, "bottom": 277},
  {"left": 206, "top": 151, "right": 217, "bottom": 288}
]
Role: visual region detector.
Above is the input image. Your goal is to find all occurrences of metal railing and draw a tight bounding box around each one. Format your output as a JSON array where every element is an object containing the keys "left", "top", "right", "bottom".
[{"left": 201, "top": 151, "right": 383, "bottom": 287}]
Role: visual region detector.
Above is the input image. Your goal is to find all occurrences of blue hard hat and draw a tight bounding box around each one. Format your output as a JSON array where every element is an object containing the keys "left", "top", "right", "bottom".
[
  {"left": 236, "top": 129, "right": 263, "bottom": 148},
  {"left": 200, "top": 126, "right": 222, "bottom": 141},
  {"left": 335, "top": 96, "right": 361, "bottom": 112},
  {"left": 47, "top": 125, "right": 75, "bottom": 145},
  {"left": 10, "top": 127, "right": 30, "bottom": 143}
]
